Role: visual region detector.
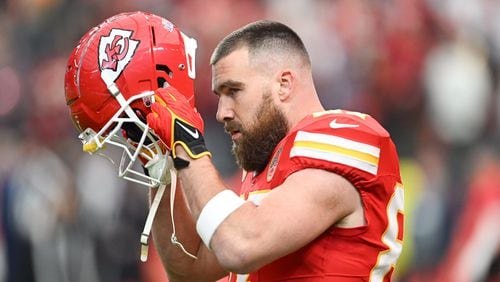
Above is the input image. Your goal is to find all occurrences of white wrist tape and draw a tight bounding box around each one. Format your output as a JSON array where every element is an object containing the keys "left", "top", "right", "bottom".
[{"left": 196, "top": 189, "right": 245, "bottom": 249}]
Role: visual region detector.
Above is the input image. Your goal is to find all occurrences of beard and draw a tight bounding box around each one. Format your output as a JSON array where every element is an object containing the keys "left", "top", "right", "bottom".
[{"left": 227, "top": 92, "right": 289, "bottom": 173}]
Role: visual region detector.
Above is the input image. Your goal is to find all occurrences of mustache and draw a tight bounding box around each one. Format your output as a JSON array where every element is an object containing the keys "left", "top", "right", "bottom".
[{"left": 224, "top": 122, "right": 243, "bottom": 134}]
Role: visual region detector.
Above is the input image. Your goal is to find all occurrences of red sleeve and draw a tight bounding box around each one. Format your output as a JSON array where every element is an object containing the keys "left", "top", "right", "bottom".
[{"left": 281, "top": 110, "right": 397, "bottom": 187}]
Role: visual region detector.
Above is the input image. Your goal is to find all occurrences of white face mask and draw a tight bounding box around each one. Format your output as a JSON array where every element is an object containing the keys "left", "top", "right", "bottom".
[
  {"left": 79, "top": 81, "right": 198, "bottom": 262},
  {"left": 78, "top": 86, "right": 168, "bottom": 189}
]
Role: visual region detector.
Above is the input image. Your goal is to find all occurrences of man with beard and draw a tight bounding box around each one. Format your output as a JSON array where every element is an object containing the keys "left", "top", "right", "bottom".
[{"left": 147, "top": 20, "right": 404, "bottom": 281}]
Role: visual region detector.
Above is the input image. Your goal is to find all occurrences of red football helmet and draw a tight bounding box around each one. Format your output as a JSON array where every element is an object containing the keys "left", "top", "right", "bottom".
[{"left": 65, "top": 11, "right": 197, "bottom": 188}]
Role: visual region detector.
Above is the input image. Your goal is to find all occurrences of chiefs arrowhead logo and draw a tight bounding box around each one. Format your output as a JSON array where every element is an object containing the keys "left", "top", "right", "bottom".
[
  {"left": 267, "top": 146, "right": 283, "bottom": 182},
  {"left": 98, "top": 28, "right": 140, "bottom": 84},
  {"left": 102, "top": 34, "right": 130, "bottom": 71}
]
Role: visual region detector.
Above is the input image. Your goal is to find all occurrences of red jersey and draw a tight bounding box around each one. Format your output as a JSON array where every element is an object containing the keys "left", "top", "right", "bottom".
[{"left": 229, "top": 110, "right": 404, "bottom": 282}]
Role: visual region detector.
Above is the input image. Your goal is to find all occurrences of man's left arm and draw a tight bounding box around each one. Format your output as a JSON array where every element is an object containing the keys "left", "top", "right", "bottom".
[{"left": 173, "top": 149, "right": 364, "bottom": 274}]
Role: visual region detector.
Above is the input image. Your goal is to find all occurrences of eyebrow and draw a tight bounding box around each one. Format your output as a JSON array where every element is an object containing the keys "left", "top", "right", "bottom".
[{"left": 213, "top": 79, "right": 245, "bottom": 96}]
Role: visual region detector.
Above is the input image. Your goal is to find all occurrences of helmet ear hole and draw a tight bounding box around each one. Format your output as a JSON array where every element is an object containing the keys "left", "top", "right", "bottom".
[
  {"left": 157, "top": 77, "right": 167, "bottom": 88},
  {"left": 156, "top": 64, "right": 173, "bottom": 88}
]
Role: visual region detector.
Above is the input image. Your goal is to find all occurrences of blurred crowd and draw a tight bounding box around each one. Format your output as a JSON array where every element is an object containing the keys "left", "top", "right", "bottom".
[{"left": 1, "top": 0, "right": 500, "bottom": 281}]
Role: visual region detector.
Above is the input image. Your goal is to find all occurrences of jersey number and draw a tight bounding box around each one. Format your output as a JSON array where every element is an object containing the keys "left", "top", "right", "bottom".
[{"left": 370, "top": 184, "right": 404, "bottom": 282}]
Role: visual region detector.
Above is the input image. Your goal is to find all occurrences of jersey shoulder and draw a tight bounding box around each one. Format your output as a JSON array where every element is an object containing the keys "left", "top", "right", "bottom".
[
  {"left": 282, "top": 109, "right": 392, "bottom": 178},
  {"left": 300, "top": 109, "right": 389, "bottom": 139}
]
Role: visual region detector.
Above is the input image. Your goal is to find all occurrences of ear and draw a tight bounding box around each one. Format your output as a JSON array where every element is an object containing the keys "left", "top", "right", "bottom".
[{"left": 276, "top": 69, "right": 294, "bottom": 102}]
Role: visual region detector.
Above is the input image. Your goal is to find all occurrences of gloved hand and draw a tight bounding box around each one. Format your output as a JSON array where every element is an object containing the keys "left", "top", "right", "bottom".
[{"left": 147, "top": 86, "right": 211, "bottom": 169}]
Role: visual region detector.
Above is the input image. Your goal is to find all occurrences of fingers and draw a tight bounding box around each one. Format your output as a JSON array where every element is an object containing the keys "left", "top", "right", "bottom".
[
  {"left": 154, "top": 88, "right": 173, "bottom": 106},
  {"left": 148, "top": 104, "right": 171, "bottom": 131},
  {"left": 146, "top": 111, "right": 173, "bottom": 150},
  {"left": 155, "top": 86, "right": 188, "bottom": 105},
  {"left": 147, "top": 103, "right": 166, "bottom": 129},
  {"left": 154, "top": 94, "right": 167, "bottom": 107},
  {"left": 165, "top": 86, "right": 188, "bottom": 102},
  {"left": 150, "top": 85, "right": 204, "bottom": 136},
  {"left": 146, "top": 111, "right": 160, "bottom": 134},
  {"left": 150, "top": 102, "right": 165, "bottom": 115}
]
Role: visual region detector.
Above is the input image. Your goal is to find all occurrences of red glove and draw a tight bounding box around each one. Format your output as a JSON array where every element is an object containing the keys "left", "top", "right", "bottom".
[{"left": 147, "top": 86, "right": 211, "bottom": 169}]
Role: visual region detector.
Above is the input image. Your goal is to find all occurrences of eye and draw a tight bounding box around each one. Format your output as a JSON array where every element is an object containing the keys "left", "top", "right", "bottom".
[
  {"left": 228, "top": 88, "right": 240, "bottom": 96},
  {"left": 215, "top": 82, "right": 244, "bottom": 97}
]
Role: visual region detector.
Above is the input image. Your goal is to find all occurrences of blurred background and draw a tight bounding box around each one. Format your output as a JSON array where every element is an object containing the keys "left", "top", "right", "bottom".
[{"left": 1, "top": 0, "right": 500, "bottom": 281}]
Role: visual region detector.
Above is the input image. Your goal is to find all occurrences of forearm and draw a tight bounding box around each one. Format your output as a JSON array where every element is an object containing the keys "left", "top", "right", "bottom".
[
  {"left": 176, "top": 156, "right": 227, "bottom": 218},
  {"left": 174, "top": 149, "right": 351, "bottom": 274},
  {"left": 150, "top": 184, "right": 226, "bottom": 280},
  {"left": 174, "top": 148, "right": 262, "bottom": 271},
  {"left": 150, "top": 184, "right": 197, "bottom": 273}
]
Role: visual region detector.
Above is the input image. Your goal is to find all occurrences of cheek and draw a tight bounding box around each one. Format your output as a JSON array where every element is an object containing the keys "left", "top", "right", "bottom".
[{"left": 234, "top": 101, "right": 257, "bottom": 127}]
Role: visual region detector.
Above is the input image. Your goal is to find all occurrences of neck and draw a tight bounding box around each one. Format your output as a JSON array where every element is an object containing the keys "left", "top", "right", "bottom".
[{"left": 286, "top": 89, "right": 324, "bottom": 130}]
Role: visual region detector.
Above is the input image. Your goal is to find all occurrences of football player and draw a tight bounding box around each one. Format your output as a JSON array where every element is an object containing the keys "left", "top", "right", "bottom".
[{"left": 146, "top": 20, "right": 405, "bottom": 281}]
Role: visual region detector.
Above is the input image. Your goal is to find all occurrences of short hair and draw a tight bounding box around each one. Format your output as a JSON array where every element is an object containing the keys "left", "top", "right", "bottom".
[{"left": 210, "top": 20, "right": 311, "bottom": 67}]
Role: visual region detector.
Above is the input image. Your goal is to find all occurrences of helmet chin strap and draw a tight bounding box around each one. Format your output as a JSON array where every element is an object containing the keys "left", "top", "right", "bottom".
[
  {"left": 168, "top": 167, "right": 198, "bottom": 259},
  {"left": 140, "top": 180, "right": 166, "bottom": 262},
  {"left": 101, "top": 75, "right": 197, "bottom": 261},
  {"left": 140, "top": 159, "right": 198, "bottom": 262}
]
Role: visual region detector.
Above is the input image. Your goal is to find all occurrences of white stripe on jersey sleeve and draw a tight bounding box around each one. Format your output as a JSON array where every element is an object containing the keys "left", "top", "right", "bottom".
[{"left": 290, "top": 131, "right": 380, "bottom": 175}]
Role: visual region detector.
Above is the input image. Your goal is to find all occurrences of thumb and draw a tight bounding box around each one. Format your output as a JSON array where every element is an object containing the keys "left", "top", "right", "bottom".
[
  {"left": 146, "top": 111, "right": 174, "bottom": 150},
  {"left": 146, "top": 112, "right": 160, "bottom": 134}
]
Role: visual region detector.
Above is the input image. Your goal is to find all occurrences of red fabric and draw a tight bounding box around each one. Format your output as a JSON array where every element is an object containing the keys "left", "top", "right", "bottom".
[{"left": 230, "top": 110, "right": 403, "bottom": 281}]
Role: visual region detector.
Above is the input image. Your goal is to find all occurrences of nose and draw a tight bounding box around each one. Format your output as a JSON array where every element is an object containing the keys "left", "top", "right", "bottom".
[{"left": 216, "top": 95, "right": 234, "bottom": 123}]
